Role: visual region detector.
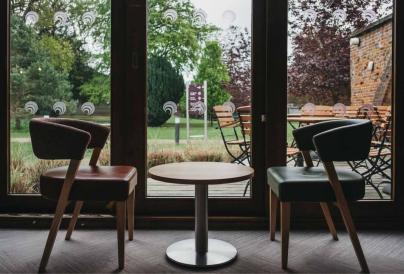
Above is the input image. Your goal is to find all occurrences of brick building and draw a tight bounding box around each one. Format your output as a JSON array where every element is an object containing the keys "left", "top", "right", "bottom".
[{"left": 350, "top": 15, "right": 392, "bottom": 106}]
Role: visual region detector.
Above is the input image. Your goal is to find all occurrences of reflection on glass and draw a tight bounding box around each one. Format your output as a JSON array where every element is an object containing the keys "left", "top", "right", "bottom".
[
  {"left": 287, "top": 0, "right": 393, "bottom": 200},
  {"left": 146, "top": 0, "right": 252, "bottom": 198},
  {"left": 9, "top": 0, "right": 111, "bottom": 194}
]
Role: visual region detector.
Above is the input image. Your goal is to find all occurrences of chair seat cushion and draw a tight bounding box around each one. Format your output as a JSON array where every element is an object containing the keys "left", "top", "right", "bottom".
[
  {"left": 267, "top": 167, "right": 365, "bottom": 202},
  {"left": 40, "top": 166, "right": 137, "bottom": 201}
]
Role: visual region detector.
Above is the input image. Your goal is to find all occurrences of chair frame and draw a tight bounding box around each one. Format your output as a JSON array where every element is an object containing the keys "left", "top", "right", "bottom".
[
  {"left": 213, "top": 106, "right": 250, "bottom": 165},
  {"left": 269, "top": 121, "right": 370, "bottom": 273},
  {"left": 30, "top": 119, "right": 135, "bottom": 272}
]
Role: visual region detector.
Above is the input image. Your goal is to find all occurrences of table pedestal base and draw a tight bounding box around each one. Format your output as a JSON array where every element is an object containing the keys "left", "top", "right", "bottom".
[{"left": 166, "top": 239, "right": 237, "bottom": 268}]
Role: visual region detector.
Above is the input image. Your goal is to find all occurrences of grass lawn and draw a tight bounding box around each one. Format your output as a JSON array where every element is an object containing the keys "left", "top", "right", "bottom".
[{"left": 11, "top": 115, "right": 296, "bottom": 143}]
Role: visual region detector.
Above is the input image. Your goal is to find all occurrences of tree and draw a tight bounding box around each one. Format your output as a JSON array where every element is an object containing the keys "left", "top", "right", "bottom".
[
  {"left": 147, "top": 56, "right": 185, "bottom": 127},
  {"left": 195, "top": 41, "right": 230, "bottom": 116},
  {"left": 148, "top": 0, "right": 217, "bottom": 71},
  {"left": 11, "top": 0, "right": 111, "bottom": 104},
  {"left": 10, "top": 16, "right": 74, "bottom": 129},
  {"left": 288, "top": 0, "right": 392, "bottom": 105},
  {"left": 222, "top": 26, "right": 252, "bottom": 107}
]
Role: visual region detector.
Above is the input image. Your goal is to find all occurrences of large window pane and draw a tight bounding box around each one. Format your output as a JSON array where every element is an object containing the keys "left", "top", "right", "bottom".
[
  {"left": 146, "top": 0, "right": 252, "bottom": 197},
  {"left": 9, "top": 0, "right": 111, "bottom": 194},
  {"left": 287, "top": 0, "right": 393, "bottom": 200}
]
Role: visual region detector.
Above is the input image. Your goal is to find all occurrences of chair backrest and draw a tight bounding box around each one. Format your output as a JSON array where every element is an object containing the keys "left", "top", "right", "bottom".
[
  {"left": 344, "top": 105, "right": 361, "bottom": 118},
  {"left": 213, "top": 105, "right": 238, "bottom": 128},
  {"left": 29, "top": 118, "right": 110, "bottom": 160},
  {"left": 293, "top": 119, "right": 373, "bottom": 162},
  {"left": 313, "top": 105, "right": 333, "bottom": 117},
  {"left": 237, "top": 106, "right": 252, "bottom": 137},
  {"left": 301, "top": 103, "right": 333, "bottom": 117}
]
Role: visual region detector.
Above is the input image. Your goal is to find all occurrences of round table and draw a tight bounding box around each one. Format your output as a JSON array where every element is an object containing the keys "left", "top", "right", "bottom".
[{"left": 148, "top": 162, "right": 254, "bottom": 268}]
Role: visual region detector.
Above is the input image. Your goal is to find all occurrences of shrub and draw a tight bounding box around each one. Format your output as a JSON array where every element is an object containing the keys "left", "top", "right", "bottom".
[
  {"left": 147, "top": 150, "right": 184, "bottom": 168},
  {"left": 147, "top": 56, "right": 185, "bottom": 127}
]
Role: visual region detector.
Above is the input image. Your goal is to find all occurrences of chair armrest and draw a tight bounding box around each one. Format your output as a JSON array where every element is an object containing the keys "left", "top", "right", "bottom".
[
  {"left": 30, "top": 119, "right": 91, "bottom": 160},
  {"left": 46, "top": 118, "right": 110, "bottom": 149},
  {"left": 313, "top": 120, "right": 373, "bottom": 162}
]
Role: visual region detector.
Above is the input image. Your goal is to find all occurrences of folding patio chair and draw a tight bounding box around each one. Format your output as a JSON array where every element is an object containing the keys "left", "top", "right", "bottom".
[
  {"left": 348, "top": 107, "right": 392, "bottom": 198},
  {"left": 213, "top": 106, "right": 249, "bottom": 165}
]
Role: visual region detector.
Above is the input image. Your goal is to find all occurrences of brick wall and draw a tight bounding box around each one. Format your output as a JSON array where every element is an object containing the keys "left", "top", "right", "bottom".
[{"left": 350, "top": 18, "right": 392, "bottom": 106}]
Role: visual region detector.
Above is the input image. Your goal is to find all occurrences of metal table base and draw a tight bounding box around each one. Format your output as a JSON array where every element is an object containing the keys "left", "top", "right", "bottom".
[{"left": 165, "top": 185, "right": 237, "bottom": 268}]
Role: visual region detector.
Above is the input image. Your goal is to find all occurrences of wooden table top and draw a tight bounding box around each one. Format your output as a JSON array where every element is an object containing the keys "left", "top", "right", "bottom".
[
  {"left": 287, "top": 116, "right": 345, "bottom": 123},
  {"left": 148, "top": 162, "right": 254, "bottom": 185}
]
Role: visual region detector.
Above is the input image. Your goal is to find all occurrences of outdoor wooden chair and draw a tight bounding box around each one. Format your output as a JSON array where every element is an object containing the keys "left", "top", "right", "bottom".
[
  {"left": 268, "top": 119, "right": 372, "bottom": 272},
  {"left": 348, "top": 107, "right": 392, "bottom": 198},
  {"left": 213, "top": 105, "right": 249, "bottom": 165},
  {"left": 29, "top": 118, "right": 137, "bottom": 272}
]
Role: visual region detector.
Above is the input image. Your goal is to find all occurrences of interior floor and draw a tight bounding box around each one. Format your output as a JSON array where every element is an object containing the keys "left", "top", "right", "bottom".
[{"left": 0, "top": 229, "right": 403, "bottom": 273}]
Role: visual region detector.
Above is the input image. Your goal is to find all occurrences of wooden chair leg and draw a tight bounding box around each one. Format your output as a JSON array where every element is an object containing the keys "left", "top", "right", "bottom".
[
  {"left": 116, "top": 201, "right": 126, "bottom": 270},
  {"left": 337, "top": 200, "right": 369, "bottom": 273},
  {"left": 270, "top": 189, "right": 279, "bottom": 241},
  {"left": 320, "top": 202, "right": 338, "bottom": 241},
  {"left": 281, "top": 202, "right": 291, "bottom": 270},
  {"left": 65, "top": 201, "right": 83, "bottom": 240},
  {"left": 39, "top": 196, "right": 70, "bottom": 272},
  {"left": 39, "top": 160, "right": 80, "bottom": 272},
  {"left": 127, "top": 191, "right": 135, "bottom": 241},
  {"left": 324, "top": 162, "right": 369, "bottom": 273}
]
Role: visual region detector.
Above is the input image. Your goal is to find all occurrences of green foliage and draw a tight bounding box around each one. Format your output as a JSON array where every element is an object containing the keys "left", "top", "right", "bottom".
[
  {"left": 194, "top": 41, "right": 230, "bottom": 116},
  {"left": 148, "top": 0, "right": 217, "bottom": 71},
  {"left": 80, "top": 74, "right": 110, "bottom": 105},
  {"left": 10, "top": 16, "right": 75, "bottom": 125},
  {"left": 38, "top": 36, "right": 75, "bottom": 73},
  {"left": 148, "top": 56, "right": 185, "bottom": 127}
]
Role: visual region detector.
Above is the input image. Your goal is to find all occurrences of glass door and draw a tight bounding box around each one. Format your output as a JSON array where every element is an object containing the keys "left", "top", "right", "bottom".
[
  {"left": 134, "top": 0, "right": 268, "bottom": 217},
  {"left": 146, "top": 0, "right": 253, "bottom": 198}
]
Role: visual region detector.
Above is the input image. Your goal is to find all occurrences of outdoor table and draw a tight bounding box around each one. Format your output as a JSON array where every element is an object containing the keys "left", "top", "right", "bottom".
[
  {"left": 148, "top": 162, "right": 254, "bottom": 268},
  {"left": 287, "top": 116, "right": 345, "bottom": 129}
]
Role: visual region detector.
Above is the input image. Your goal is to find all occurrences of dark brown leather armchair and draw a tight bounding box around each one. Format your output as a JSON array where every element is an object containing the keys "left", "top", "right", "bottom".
[{"left": 30, "top": 118, "right": 137, "bottom": 272}]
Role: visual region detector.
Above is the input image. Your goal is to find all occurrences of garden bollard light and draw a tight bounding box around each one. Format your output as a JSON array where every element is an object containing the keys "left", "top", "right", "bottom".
[{"left": 175, "top": 114, "right": 180, "bottom": 145}]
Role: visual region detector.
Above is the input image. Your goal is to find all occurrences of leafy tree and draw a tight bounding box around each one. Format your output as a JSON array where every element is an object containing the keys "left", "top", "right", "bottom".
[
  {"left": 221, "top": 26, "right": 251, "bottom": 107},
  {"left": 194, "top": 41, "right": 230, "bottom": 116},
  {"left": 80, "top": 74, "right": 110, "bottom": 105},
  {"left": 148, "top": 0, "right": 217, "bottom": 71},
  {"left": 148, "top": 56, "right": 185, "bottom": 126},
  {"left": 288, "top": 0, "right": 392, "bottom": 105},
  {"left": 10, "top": 16, "right": 74, "bottom": 129},
  {"left": 11, "top": 0, "right": 111, "bottom": 103}
]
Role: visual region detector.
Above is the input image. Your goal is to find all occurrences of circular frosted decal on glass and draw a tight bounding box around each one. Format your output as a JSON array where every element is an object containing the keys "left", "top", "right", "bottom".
[
  {"left": 163, "top": 9, "right": 178, "bottom": 22},
  {"left": 81, "top": 102, "right": 95, "bottom": 115},
  {"left": 193, "top": 101, "right": 206, "bottom": 115},
  {"left": 54, "top": 11, "right": 69, "bottom": 26},
  {"left": 223, "top": 101, "right": 236, "bottom": 113},
  {"left": 82, "top": 11, "right": 96, "bottom": 25},
  {"left": 194, "top": 9, "right": 207, "bottom": 27},
  {"left": 222, "top": 10, "right": 236, "bottom": 24},
  {"left": 362, "top": 10, "right": 377, "bottom": 22},
  {"left": 53, "top": 101, "right": 67, "bottom": 115},
  {"left": 333, "top": 103, "right": 346, "bottom": 115},
  {"left": 24, "top": 101, "right": 39, "bottom": 114},
  {"left": 163, "top": 101, "right": 178, "bottom": 116},
  {"left": 333, "top": 9, "right": 347, "bottom": 22},
  {"left": 303, "top": 9, "right": 317, "bottom": 23},
  {"left": 302, "top": 102, "right": 316, "bottom": 115},
  {"left": 25, "top": 11, "right": 39, "bottom": 27}
]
